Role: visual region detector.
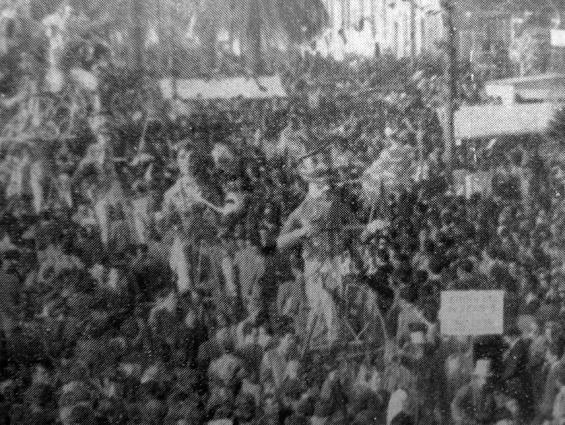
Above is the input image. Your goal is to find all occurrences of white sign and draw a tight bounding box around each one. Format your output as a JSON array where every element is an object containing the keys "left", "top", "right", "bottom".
[
  {"left": 160, "top": 76, "right": 287, "bottom": 100},
  {"left": 440, "top": 290, "right": 504, "bottom": 336},
  {"left": 552, "top": 29, "right": 565, "bottom": 47}
]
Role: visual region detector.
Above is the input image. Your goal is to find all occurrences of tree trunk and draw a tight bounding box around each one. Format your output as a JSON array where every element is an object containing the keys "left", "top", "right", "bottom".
[
  {"left": 442, "top": 0, "right": 456, "bottom": 173},
  {"left": 245, "top": 15, "right": 262, "bottom": 75},
  {"left": 201, "top": 29, "right": 217, "bottom": 74},
  {"left": 131, "top": 0, "right": 145, "bottom": 72}
]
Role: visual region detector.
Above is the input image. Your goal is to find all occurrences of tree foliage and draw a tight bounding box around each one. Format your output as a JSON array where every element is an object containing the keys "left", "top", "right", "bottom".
[
  {"left": 0, "top": 0, "right": 197, "bottom": 73},
  {"left": 193, "top": 0, "right": 328, "bottom": 73},
  {"left": 510, "top": 23, "right": 551, "bottom": 76}
]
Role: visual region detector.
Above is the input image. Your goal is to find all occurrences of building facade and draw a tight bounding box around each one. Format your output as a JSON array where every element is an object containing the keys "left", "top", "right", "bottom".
[
  {"left": 317, "top": 0, "right": 444, "bottom": 59},
  {"left": 455, "top": 1, "right": 560, "bottom": 77}
]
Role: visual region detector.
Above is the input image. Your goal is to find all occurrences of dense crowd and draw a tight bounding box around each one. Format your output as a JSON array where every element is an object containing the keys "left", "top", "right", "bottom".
[{"left": 1, "top": 52, "right": 565, "bottom": 425}]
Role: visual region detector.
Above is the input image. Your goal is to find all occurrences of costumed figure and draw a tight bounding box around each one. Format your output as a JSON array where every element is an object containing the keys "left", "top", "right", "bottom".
[
  {"left": 73, "top": 113, "right": 127, "bottom": 247},
  {"left": 159, "top": 142, "right": 218, "bottom": 295},
  {"left": 276, "top": 112, "right": 308, "bottom": 161},
  {"left": 361, "top": 130, "right": 416, "bottom": 213},
  {"left": 277, "top": 150, "right": 353, "bottom": 348},
  {"left": 53, "top": 140, "right": 79, "bottom": 210},
  {"left": 42, "top": 3, "right": 72, "bottom": 93},
  {"left": 42, "top": 2, "right": 99, "bottom": 113},
  {"left": 4, "top": 142, "right": 45, "bottom": 215},
  {"left": 129, "top": 144, "right": 158, "bottom": 245},
  {"left": 0, "top": 52, "right": 43, "bottom": 136}
]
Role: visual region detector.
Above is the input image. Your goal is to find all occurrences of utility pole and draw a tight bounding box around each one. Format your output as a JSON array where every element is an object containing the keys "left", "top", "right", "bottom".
[
  {"left": 442, "top": 0, "right": 457, "bottom": 173},
  {"left": 409, "top": 0, "right": 417, "bottom": 62}
]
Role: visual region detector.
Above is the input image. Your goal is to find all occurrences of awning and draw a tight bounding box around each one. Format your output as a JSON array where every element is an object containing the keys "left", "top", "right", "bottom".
[
  {"left": 159, "top": 75, "right": 287, "bottom": 100},
  {"left": 485, "top": 73, "right": 565, "bottom": 104},
  {"left": 454, "top": 102, "right": 564, "bottom": 140}
]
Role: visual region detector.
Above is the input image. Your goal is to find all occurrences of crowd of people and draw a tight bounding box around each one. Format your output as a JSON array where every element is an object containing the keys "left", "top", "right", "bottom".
[{"left": 2, "top": 49, "right": 565, "bottom": 425}]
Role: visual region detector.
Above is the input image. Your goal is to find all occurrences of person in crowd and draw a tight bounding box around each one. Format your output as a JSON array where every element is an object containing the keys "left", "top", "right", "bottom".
[
  {"left": 540, "top": 339, "right": 565, "bottom": 422},
  {"left": 502, "top": 326, "right": 535, "bottom": 421},
  {"left": 451, "top": 359, "right": 498, "bottom": 425}
]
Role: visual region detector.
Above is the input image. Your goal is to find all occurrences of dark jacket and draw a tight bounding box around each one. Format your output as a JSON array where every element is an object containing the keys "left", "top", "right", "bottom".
[
  {"left": 452, "top": 382, "right": 497, "bottom": 425},
  {"left": 502, "top": 338, "right": 534, "bottom": 418}
]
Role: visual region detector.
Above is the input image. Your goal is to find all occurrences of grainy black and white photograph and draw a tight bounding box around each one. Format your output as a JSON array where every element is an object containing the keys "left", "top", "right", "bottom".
[{"left": 2, "top": 0, "right": 565, "bottom": 424}]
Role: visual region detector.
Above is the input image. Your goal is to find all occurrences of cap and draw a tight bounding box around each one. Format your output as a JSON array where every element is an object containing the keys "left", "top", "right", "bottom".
[
  {"left": 173, "top": 138, "right": 194, "bottom": 152},
  {"left": 410, "top": 331, "right": 425, "bottom": 345},
  {"left": 89, "top": 113, "right": 114, "bottom": 135},
  {"left": 473, "top": 359, "right": 492, "bottom": 377}
]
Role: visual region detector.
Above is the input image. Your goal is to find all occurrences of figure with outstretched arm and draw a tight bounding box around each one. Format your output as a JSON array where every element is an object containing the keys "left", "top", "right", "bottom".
[{"left": 276, "top": 152, "right": 344, "bottom": 347}]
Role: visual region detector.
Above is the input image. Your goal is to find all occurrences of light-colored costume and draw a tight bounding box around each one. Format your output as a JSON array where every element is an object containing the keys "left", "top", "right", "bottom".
[
  {"left": 279, "top": 187, "right": 342, "bottom": 346},
  {"left": 5, "top": 151, "right": 44, "bottom": 214},
  {"left": 76, "top": 139, "right": 125, "bottom": 246}
]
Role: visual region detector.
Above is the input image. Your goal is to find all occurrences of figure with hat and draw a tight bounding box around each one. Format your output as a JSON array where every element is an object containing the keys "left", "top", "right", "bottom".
[
  {"left": 74, "top": 112, "right": 128, "bottom": 247},
  {"left": 361, "top": 127, "right": 416, "bottom": 214},
  {"left": 276, "top": 148, "right": 350, "bottom": 348},
  {"left": 159, "top": 141, "right": 211, "bottom": 219},
  {"left": 52, "top": 140, "right": 79, "bottom": 210},
  {"left": 277, "top": 111, "right": 308, "bottom": 162},
  {"left": 129, "top": 135, "right": 159, "bottom": 246},
  {"left": 451, "top": 359, "right": 498, "bottom": 425},
  {"left": 0, "top": 243, "right": 21, "bottom": 337},
  {"left": 0, "top": 50, "right": 42, "bottom": 136},
  {"left": 395, "top": 322, "right": 444, "bottom": 424}
]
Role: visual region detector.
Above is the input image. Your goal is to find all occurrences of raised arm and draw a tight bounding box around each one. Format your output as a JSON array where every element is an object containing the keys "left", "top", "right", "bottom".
[{"left": 277, "top": 210, "right": 311, "bottom": 251}]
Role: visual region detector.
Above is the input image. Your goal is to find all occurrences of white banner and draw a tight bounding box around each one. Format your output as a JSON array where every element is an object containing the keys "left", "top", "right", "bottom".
[
  {"left": 552, "top": 29, "right": 565, "bottom": 47},
  {"left": 440, "top": 290, "right": 504, "bottom": 336}
]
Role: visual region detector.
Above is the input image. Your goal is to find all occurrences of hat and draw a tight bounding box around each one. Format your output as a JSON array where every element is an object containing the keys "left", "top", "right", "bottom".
[
  {"left": 473, "top": 359, "right": 492, "bottom": 377},
  {"left": 314, "top": 398, "right": 334, "bottom": 418},
  {"left": 285, "top": 414, "right": 309, "bottom": 425},
  {"left": 234, "top": 393, "right": 256, "bottom": 420},
  {"left": 410, "top": 331, "right": 425, "bottom": 345},
  {"left": 89, "top": 113, "right": 113, "bottom": 135},
  {"left": 212, "top": 403, "right": 234, "bottom": 420},
  {"left": 504, "top": 325, "right": 522, "bottom": 338},
  {"left": 130, "top": 152, "right": 155, "bottom": 166},
  {"left": 0, "top": 235, "right": 18, "bottom": 253},
  {"left": 58, "top": 384, "right": 91, "bottom": 408},
  {"left": 328, "top": 411, "right": 348, "bottom": 425},
  {"left": 408, "top": 322, "right": 428, "bottom": 335},
  {"left": 311, "top": 416, "right": 328, "bottom": 425},
  {"left": 65, "top": 404, "right": 95, "bottom": 425},
  {"left": 299, "top": 161, "right": 331, "bottom": 182},
  {"left": 174, "top": 369, "right": 197, "bottom": 390},
  {"left": 282, "top": 378, "right": 302, "bottom": 400},
  {"left": 173, "top": 138, "right": 194, "bottom": 152}
]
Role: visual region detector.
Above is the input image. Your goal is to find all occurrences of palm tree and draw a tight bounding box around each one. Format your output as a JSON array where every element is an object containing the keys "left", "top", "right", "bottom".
[
  {"left": 70, "top": 0, "right": 195, "bottom": 73},
  {"left": 193, "top": 0, "right": 329, "bottom": 74},
  {"left": 18, "top": 0, "right": 196, "bottom": 73}
]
